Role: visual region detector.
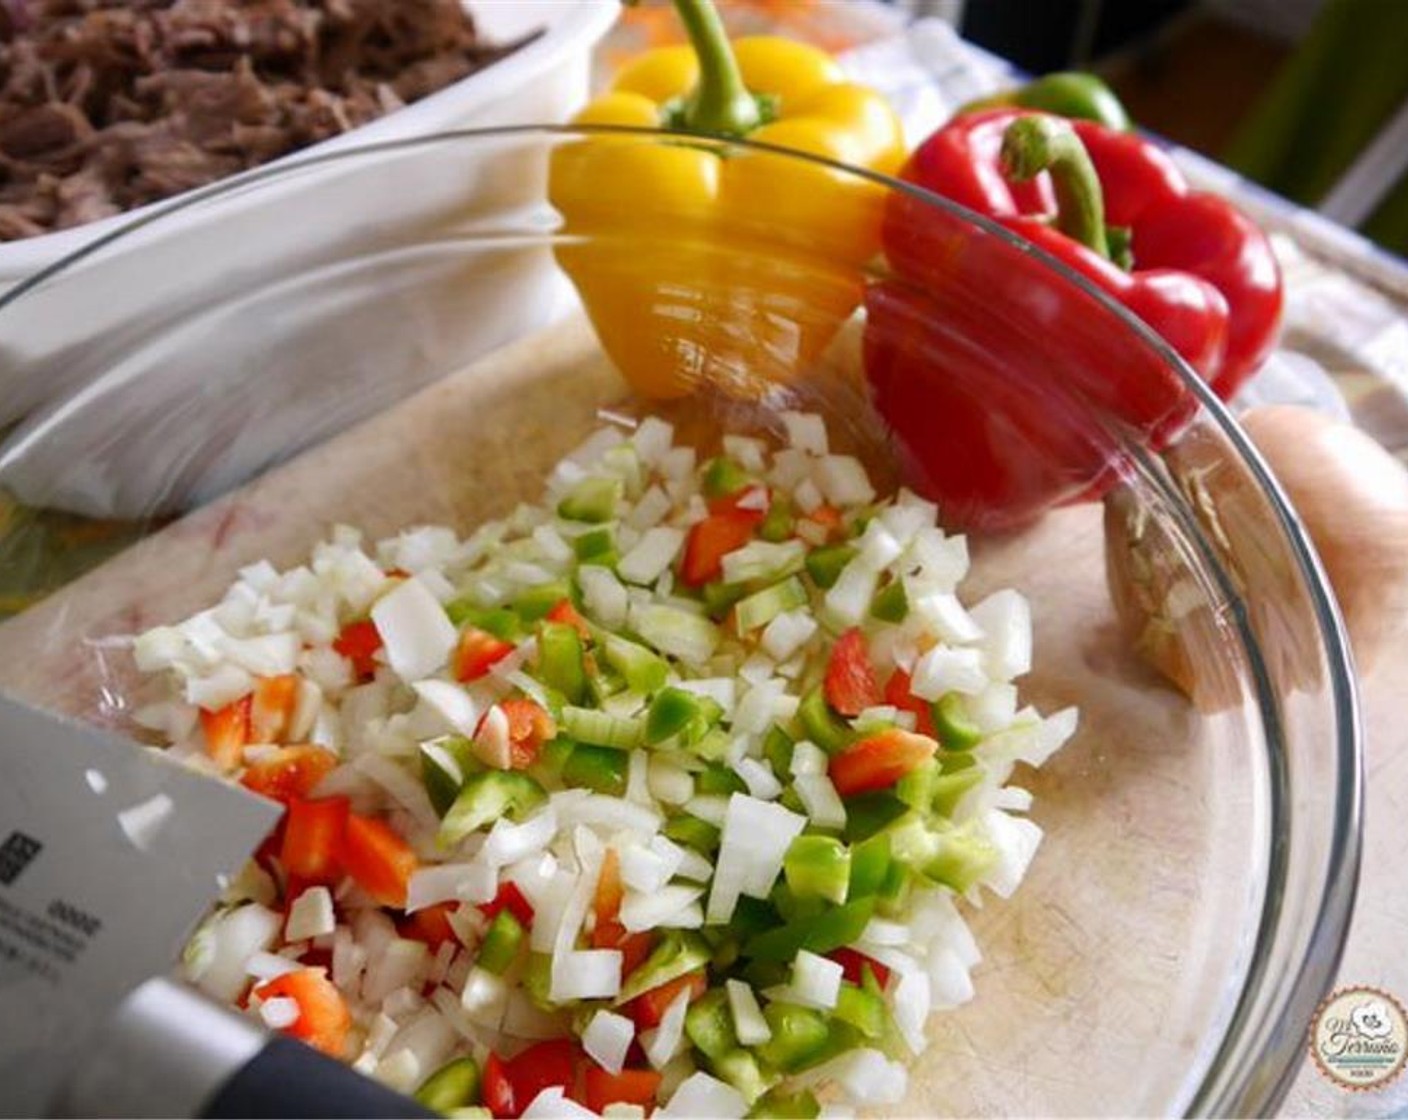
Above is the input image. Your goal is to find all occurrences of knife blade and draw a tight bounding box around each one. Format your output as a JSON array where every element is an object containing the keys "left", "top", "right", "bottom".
[{"left": 0, "top": 692, "right": 279, "bottom": 1118}]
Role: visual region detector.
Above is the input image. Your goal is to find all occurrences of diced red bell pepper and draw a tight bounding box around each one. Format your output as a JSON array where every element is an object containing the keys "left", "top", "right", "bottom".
[
  {"left": 828, "top": 947, "right": 893, "bottom": 989},
  {"left": 250, "top": 674, "right": 300, "bottom": 743},
  {"left": 680, "top": 506, "right": 764, "bottom": 587},
  {"left": 332, "top": 619, "right": 383, "bottom": 682},
  {"left": 252, "top": 968, "right": 351, "bottom": 1058},
  {"left": 545, "top": 598, "right": 592, "bottom": 640},
  {"left": 500, "top": 698, "right": 557, "bottom": 770},
  {"left": 829, "top": 728, "right": 938, "bottom": 797},
  {"left": 883, "top": 668, "right": 936, "bottom": 738},
  {"left": 479, "top": 881, "right": 535, "bottom": 928},
  {"left": 584, "top": 1067, "right": 662, "bottom": 1113},
  {"left": 824, "top": 628, "right": 881, "bottom": 717},
  {"left": 623, "top": 969, "right": 708, "bottom": 1030},
  {"left": 200, "top": 695, "right": 251, "bottom": 770},
  {"left": 586, "top": 849, "right": 653, "bottom": 975},
  {"left": 341, "top": 813, "right": 418, "bottom": 908},
  {"left": 241, "top": 745, "right": 337, "bottom": 803},
  {"left": 455, "top": 627, "right": 516, "bottom": 682},
  {"left": 399, "top": 902, "right": 460, "bottom": 951},
  {"left": 280, "top": 796, "right": 349, "bottom": 884},
  {"left": 483, "top": 1039, "right": 583, "bottom": 1119}
]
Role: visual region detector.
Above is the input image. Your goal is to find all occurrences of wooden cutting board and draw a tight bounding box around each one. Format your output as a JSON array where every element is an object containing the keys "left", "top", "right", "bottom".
[{"left": 1, "top": 313, "right": 1401, "bottom": 1116}]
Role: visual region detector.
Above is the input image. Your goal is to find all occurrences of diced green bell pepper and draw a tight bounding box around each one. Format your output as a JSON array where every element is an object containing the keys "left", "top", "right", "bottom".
[
  {"left": 537, "top": 621, "right": 587, "bottom": 705},
  {"left": 833, "top": 981, "right": 885, "bottom": 1040},
  {"left": 573, "top": 526, "right": 617, "bottom": 564},
  {"left": 415, "top": 1056, "right": 482, "bottom": 1113},
  {"left": 420, "top": 737, "right": 480, "bottom": 818},
  {"left": 804, "top": 544, "right": 856, "bottom": 591},
  {"left": 603, "top": 635, "right": 668, "bottom": 694},
  {"left": 702, "top": 456, "right": 753, "bottom": 500},
  {"left": 561, "top": 742, "right": 630, "bottom": 796},
  {"left": 748, "top": 1089, "right": 821, "bottom": 1119},
  {"left": 756, "top": 1004, "right": 830, "bottom": 1073},
  {"left": 439, "top": 771, "right": 547, "bottom": 846},
  {"left": 524, "top": 951, "right": 554, "bottom": 1009},
  {"left": 531, "top": 735, "right": 577, "bottom": 785},
  {"left": 762, "top": 726, "right": 794, "bottom": 781},
  {"left": 931, "top": 766, "right": 985, "bottom": 819},
  {"left": 798, "top": 687, "right": 853, "bottom": 755},
  {"left": 445, "top": 602, "right": 520, "bottom": 639},
  {"left": 514, "top": 580, "right": 574, "bottom": 623},
  {"left": 869, "top": 579, "right": 908, "bottom": 623},
  {"left": 847, "top": 831, "right": 892, "bottom": 899},
  {"left": 697, "top": 762, "right": 747, "bottom": 797},
  {"left": 758, "top": 496, "right": 794, "bottom": 543},
  {"left": 558, "top": 476, "right": 622, "bottom": 523},
  {"left": 933, "top": 691, "right": 983, "bottom": 750},
  {"left": 646, "top": 687, "right": 722, "bottom": 747},
  {"left": 841, "top": 792, "right": 908, "bottom": 843},
  {"left": 782, "top": 835, "right": 851, "bottom": 906},
  {"left": 663, "top": 813, "right": 720, "bottom": 855},
  {"left": 741, "top": 898, "right": 876, "bottom": 962},
  {"left": 685, "top": 989, "right": 737, "bottom": 1060},
  {"left": 560, "top": 706, "right": 645, "bottom": 750},
  {"left": 617, "top": 931, "right": 711, "bottom": 1004},
  {"left": 735, "top": 576, "right": 807, "bottom": 633},
  {"left": 477, "top": 909, "right": 524, "bottom": 975},
  {"left": 703, "top": 580, "right": 749, "bottom": 621},
  {"left": 713, "top": 1049, "right": 775, "bottom": 1106}
]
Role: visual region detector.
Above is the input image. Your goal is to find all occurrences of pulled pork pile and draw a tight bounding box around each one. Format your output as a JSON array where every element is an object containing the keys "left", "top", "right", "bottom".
[{"left": 0, "top": 0, "right": 523, "bottom": 240}]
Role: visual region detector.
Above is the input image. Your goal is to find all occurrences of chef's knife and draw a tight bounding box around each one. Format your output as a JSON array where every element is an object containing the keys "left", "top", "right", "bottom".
[{"left": 0, "top": 693, "right": 432, "bottom": 1118}]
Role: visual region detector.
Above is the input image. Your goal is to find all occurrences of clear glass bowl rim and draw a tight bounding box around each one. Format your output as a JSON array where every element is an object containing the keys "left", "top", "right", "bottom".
[{"left": 0, "top": 123, "right": 1364, "bottom": 1117}]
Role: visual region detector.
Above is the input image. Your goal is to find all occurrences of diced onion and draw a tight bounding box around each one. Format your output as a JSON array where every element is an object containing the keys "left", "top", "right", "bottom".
[
  {"left": 794, "top": 774, "right": 847, "bottom": 830},
  {"left": 482, "top": 807, "right": 558, "bottom": 868},
  {"left": 814, "top": 455, "right": 876, "bottom": 507},
  {"left": 910, "top": 646, "right": 988, "bottom": 699},
  {"left": 523, "top": 1088, "right": 600, "bottom": 1120},
  {"left": 285, "top": 886, "right": 336, "bottom": 942},
  {"left": 707, "top": 795, "right": 805, "bottom": 924},
  {"left": 725, "top": 980, "right": 771, "bottom": 1045},
  {"left": 735, "top": 758, "right": 782, "bottom": 800},
  {"left": 981, "top": 809, "right": 1043, "bottom": 898},
  {"left": 791, "top": 950, "right": 843, "bottom": 1010},
  {"left": 259, "top": 996, "right": 301, "bottom": 1030},
  {"left": 658, "top": 1072, "right": 748, "bottom": 1119},
  {"left": 620, "top": 885, "right": 704, "bottom": 933},
  {"left": 969, "top": 590, "right": 1032, "bottom": 681},
  {"left": 644, "top": 989, "right": 693, "bottom": 1071},
  {"left": 781, "top": 411, "right": 828, "bottom": 456},
  {"left": 371, "top": 577, "right": 457, "bottom": 681},
  {"left": 583, "top": 1010, "right": 635, "bottom": 1075},
  {"left": 618, "top": 528, "right": 686, "bottom": 586}
]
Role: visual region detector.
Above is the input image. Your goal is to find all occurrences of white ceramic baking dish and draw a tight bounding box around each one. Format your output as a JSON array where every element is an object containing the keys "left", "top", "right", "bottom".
[{"left": 0, "top": 0, "right": 619, "bottom": 293}]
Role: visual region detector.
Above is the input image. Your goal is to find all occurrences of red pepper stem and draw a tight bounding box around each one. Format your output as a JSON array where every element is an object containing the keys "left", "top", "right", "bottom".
[
  {"left": 672, "top": 0, "right": 762, "bottom": 138},
  {"left": 1000, "top": 115, "right": 1111, "bottom": 260}
]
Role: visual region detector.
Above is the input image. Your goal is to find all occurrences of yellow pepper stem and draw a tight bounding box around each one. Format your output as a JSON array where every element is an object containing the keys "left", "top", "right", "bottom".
[{"left": 672, "top": 0, "right": 762, "bottom": 137}]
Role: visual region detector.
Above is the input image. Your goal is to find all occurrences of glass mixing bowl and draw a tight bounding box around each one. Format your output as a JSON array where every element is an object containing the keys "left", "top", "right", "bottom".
[{"left": 0, "top": 127, "right": 1362, "bottom": 1116}]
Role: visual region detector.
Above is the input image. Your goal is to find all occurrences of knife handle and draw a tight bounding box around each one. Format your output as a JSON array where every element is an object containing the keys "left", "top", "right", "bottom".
[
  {"left": 204, "top": 1035, "right": 435, "bottom": 1119},
  {"left": 51, "top": 977, "right": 432, "bottom": 1119}
]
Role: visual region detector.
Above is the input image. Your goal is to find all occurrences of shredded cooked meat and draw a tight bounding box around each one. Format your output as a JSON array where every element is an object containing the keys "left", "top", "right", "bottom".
[{"left": 0, "top": 1, "right": 527, "bottom": 240}]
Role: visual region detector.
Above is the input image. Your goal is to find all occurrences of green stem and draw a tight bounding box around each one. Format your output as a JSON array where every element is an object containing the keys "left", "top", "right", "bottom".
[
  {"left": 1000, "top": 115, "right": 1111, "bottom": 259},
  {"left": 672, "top": 0, "right": 762, "bottom": 137}
]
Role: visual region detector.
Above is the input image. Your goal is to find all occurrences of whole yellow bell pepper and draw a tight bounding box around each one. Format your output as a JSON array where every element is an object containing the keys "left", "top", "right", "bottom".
[{"left": 549, "top": 0, "right": 906, "bottom": 399}]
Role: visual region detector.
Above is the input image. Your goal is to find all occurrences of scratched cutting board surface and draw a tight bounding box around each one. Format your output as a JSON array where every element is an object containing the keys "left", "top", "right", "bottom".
[{"left": 0, "top": 313, "right": 1373, "bottom": 1115}]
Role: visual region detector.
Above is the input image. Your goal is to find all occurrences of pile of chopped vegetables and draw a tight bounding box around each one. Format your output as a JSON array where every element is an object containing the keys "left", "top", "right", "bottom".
[{"left": 133, "top": 412, "right": 1075, "bottom": 1118}]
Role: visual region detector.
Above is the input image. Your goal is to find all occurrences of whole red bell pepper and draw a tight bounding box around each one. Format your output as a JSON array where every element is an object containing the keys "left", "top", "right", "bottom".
[{"left": 865, "top": 108, "right": 1282, "bottom": 531}]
